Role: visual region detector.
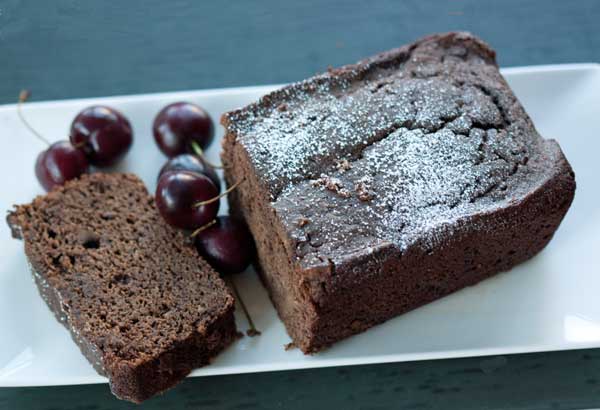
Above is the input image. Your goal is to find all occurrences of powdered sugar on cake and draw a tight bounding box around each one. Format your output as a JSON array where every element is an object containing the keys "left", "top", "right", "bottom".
[{"left": 223, "top": 37, "right": 543, "bottom": 261}]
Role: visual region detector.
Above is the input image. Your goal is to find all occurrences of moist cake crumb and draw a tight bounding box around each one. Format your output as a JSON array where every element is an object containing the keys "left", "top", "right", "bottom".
[
  {"left": 7, "top": 173, "right": 237, "bottom": 402},
  {"left": 354, "top": 176, "right": 375, "bottom": 202},
  {"left": 335, "top": 159, "right": 352, "bottom": 173}
]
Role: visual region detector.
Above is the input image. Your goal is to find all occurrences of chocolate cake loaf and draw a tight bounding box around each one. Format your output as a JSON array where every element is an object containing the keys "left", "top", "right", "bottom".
[
  {"left": 7, "top": 173, "right": 237, "bottom": 403},
  {"left": 221, "top": 32, "right": 576, "bottom": 353}
]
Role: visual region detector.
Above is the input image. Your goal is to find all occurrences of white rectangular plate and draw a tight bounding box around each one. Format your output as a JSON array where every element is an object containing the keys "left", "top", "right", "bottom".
[{"left": 1, "top": 64, "right": 599, "bottom": 387}]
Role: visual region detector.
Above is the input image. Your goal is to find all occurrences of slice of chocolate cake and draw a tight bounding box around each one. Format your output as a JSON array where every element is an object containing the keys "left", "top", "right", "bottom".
[
  {"left": 221, "top": 32, "right": 576, "bottom": 353},
  {"left": 7, "top": 173, "right": 237, "bottom": 403}
]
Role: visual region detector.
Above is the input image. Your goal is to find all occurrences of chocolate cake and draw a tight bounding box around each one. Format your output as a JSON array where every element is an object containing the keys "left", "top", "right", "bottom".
[
  {"left": 221, "top": 32, "right": 576, "bottom": 353},
  {"left": 7, "top": 173, "right": 237, "bottom": 403}
]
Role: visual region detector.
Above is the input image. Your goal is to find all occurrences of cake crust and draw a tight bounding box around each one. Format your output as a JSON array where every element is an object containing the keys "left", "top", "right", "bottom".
[
  {"left": 7, "top": 173, "right": 237, "bottom": 402},
  {"left": 222, "top": 32, "right": 576, "bottom": 353}
]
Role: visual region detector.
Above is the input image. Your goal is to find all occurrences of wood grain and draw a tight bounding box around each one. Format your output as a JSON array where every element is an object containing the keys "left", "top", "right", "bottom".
[
  {"left": 1, "top": 0, "right": 599, "bottom": 103},
  {"left": 2, "top": 349, "right": 600, "bottom": 409}
]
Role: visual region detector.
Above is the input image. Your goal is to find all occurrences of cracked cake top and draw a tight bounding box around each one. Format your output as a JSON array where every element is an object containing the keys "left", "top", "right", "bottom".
[{"left": 222, "top": 32, "right": 567, "bottom": 268}]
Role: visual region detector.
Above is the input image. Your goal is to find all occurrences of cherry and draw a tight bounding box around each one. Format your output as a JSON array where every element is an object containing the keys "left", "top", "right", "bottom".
[
  {"left": 195, "top": 216, "right": 255, "bottom": 275},
  {"left": 70, "top": 105, "right": 133, "bottom": 167},
  {"left": 153, "top": 102, "right": 214, "bottom": 157},
  {"left": 35, "top": 141, "right": 89, "bottom": 191},
  {"left": 159, "top": 154, "right": 221, "bottom": 192},
  {"left": 155, "top": 171, "right": 219, "bottom": 230}
]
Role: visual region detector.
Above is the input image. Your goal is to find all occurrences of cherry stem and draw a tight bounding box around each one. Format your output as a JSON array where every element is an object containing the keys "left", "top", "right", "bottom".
[
  {"left": 190, "top": 219, "right": 216, "bottom": 238},
  {"left": 190, "top": 141, "right": 225, "bottom": 169},
  {"left": 193, "top": 178, "right": 245, "bottom": 207},
  {"left": 73, "top": 141, "right": 87, "bottom": 149},
  {"left": 17, "top": 90, "right": 51, "bottom": 146},
  {"left": 226, "top": 276, "right": 260, "bottom": 337}
]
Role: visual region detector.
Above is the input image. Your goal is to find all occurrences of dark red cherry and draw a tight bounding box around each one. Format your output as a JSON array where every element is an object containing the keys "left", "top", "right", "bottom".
[
  {"left": 152, "top": 102, "right": 214, "bottom": 157},
  {"left": 155, "top": 171, "right": 219, "bottom": 230},
  {"left": 70, "top": 105, "right": 133, "bottom": 167},
  {"left": 159, "top": 154, "right": 221, "bottom": 192},
  {"left": 195, "top": 216, "right": 255, "bottom": 274},
  {"left": 35, "top": 141, "right": 89, "bottom": 191}
]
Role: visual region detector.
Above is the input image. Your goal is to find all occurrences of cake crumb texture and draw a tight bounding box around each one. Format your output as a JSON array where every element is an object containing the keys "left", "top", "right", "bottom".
[{"left": 7, "top": 173, "right": 237, "bottom": 403}]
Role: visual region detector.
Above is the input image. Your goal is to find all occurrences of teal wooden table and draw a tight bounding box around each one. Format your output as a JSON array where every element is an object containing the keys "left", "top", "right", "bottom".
[
  {"left": 3, "top": 350, "right": 600, "bottom": 409},
  {"left": 2, "top": 1, "right": 600, "bottom": 408}
]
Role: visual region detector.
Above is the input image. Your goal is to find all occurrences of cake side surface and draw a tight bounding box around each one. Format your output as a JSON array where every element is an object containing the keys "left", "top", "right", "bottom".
[
  {"left": 222, "top": 32, "right": 576, "bottom": 352},
  {"left": 7, "top": 173, "right": 237, "bottom": 402},
  {"left": 301, "top": 142, "right": 574, "bottom": 350}
]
